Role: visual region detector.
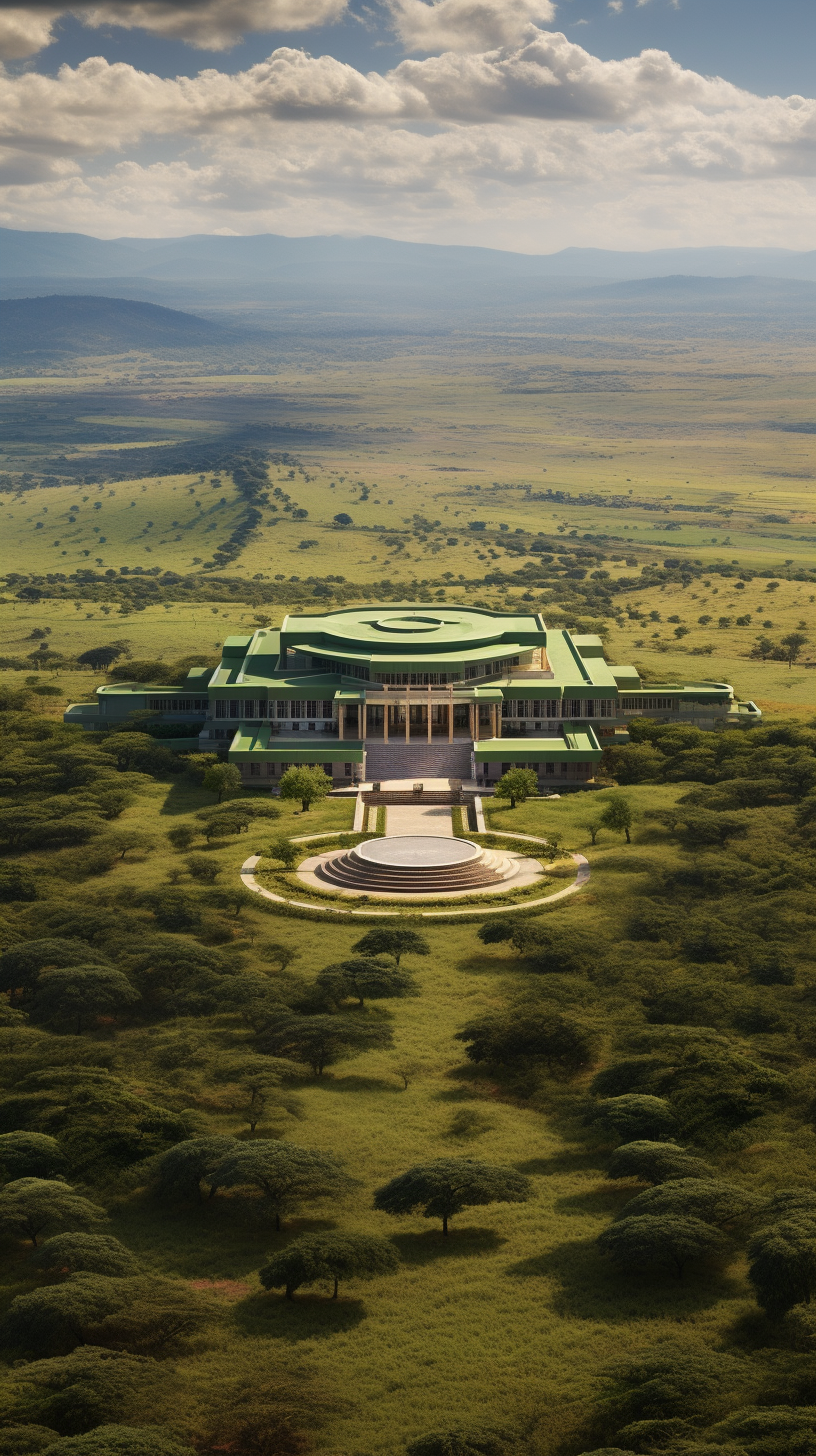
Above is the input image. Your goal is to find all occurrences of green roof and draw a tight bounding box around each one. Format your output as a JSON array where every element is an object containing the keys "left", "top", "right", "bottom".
[
  {"left": 475, "top": 729, "right": 602, "bottom": 762},
  {"left": 229, "top": 726, "right": 363, "bottom": 763}
]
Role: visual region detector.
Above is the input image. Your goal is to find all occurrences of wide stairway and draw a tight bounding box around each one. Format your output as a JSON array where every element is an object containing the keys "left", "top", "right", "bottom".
[
  {"left": 314, "top": 836, "right": 520, "bottom": 896},
  {"left": 365, "top": 741, "right": 472, "bottom": 781}
]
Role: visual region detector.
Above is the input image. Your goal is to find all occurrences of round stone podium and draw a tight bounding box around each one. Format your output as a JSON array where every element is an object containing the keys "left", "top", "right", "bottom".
[
  {"left": 355, "top": 836, "right": 482, "bottom": 869},
  {"left": 310, "top": 834, "right": 523, "bottom": 896}
]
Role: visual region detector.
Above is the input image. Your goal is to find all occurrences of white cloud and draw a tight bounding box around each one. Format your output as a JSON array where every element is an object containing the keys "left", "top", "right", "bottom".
[
  {"left": 76, "top": 0, "right": 348, "bottom": 49},
  {"left": 0, "top": 6, "right": 61, "bottom": 60},
  {"left": 0, "top": 27, "right": 814, "bottom": 248},
  {"left": 387, "top": 0, "right": 556, "bottom": 53}
]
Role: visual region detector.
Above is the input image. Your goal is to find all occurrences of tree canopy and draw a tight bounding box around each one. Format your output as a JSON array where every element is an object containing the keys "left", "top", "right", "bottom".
[
  {"left": 30, "top": 1233, "right": 141, "bottom": 1278},
  {"left": 260, "top": 1231, "right": 399, "bottom": 1299},
  {"left": 211, "top": 1140, "right": 352, "bottom": 1229},
  {"left": 606, "top": 1142, "right": 713, "bottom": 1185},
  {"left": 493, "top": 768, "right": 538, "bottom": 808},
  {"left": 316, "top": 958, "right": 418, "bottom": 1006},
  {"left": 456, "top": 1009, "right": 599, "bottom": 1077},
  {"left": 598, "top": 1213, "right": 725, "bottom": 1279},
  {"left": 258, "top": 1013, "right": 393, "bottom": 1075},
  {"left": 277, "top": 766, "right": 331, "bottom": 812},
  {"left": 0, "top": 1131, "right": 66, "bottom": 1181},
  {"left": 373, "top": 1157, "right": 531, "bottom": 1235},
  {"left": 0, "top": 1178, "right": 107, "bottom": 1247},
  {"left": 352, "top": 927, "right": 430, "bottom": 966}
]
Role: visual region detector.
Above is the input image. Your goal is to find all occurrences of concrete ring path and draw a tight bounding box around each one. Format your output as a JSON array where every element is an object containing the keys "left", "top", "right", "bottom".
[{"left": 239, "top": 830, "right": 590, "bottom": 919}]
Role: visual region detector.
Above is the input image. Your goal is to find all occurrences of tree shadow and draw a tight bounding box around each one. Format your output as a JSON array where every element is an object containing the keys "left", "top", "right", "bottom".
[
  {"left": 318, "top": 1073, "right": 405, "bottom": 1094},
  {"left": 235, "top": 1290, "right": 367, "bottom": 1342},
  {"left": 515, "top": 1149, "right": 603, "bottom": 1176},
  {"left": 159, "top": 781, "right": 211, "bottom": 817},
  {"left": 391, "top": 1227, "right": 506, "bottom": 1264},
  {"left": 553, "top": 1184, "right": 637, "bottom": 1218},
  {"left": 506, "top": 1236, "right": 744, "bottom": 1321}
]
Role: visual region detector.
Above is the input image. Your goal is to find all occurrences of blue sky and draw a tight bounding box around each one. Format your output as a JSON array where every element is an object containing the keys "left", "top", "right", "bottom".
[
  {"left": 37, "top": 0, "right": 816, "bottom": 100},
  {"left": 0, "top": 0, "right": 814, "bottom": 248}
]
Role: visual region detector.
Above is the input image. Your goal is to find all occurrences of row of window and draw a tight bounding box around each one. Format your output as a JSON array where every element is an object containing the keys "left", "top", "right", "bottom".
[
  {"left": 620, "top": 697, "right": 679, "bottom": 711},
  {"left": 309, "top": 656, "right": 371, "bottom": 680},
  {"left": 245, "top": 762, "right": 354, "bottom": 777},
  {"left": 464, "top": 657, "right": 520, "bottom": 679},
  {"left": 214, "top": 700, "right": 335, "bottom": 720},
  {"left": 147, "top": 697, "right": 208, "bottom": 711},
  {"left": 501, "top": 699, "right": 615, "bottom": 718},
  {"left": 373, "top": 672, "right": 459, "bottom": 686},
  {"left": 496, "top": 762, "right": 593, "bottom": 775}
]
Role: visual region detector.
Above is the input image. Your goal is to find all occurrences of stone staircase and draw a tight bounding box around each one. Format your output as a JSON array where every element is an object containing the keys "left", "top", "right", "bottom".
[
  {"left": 314, "top": 844, "right": 519, "bottom": 895},
  {"left": 364, "top": 741, "right": 472, "bottom": 781}
]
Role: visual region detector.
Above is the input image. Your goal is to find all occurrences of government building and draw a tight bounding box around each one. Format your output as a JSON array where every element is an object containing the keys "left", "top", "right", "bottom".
[{"left": 66, "top": 605, "right": 761, "bottom": 791}]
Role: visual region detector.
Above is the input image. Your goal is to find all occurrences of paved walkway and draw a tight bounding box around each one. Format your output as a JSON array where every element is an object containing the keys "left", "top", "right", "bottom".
[{"left": 386, "top": 803, "right": 454, "bottom": 836}]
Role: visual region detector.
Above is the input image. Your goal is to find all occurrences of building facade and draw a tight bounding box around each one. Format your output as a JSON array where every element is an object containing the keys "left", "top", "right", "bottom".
[{"left": 66, "top": 605, "right": 761, "bottom": 789}]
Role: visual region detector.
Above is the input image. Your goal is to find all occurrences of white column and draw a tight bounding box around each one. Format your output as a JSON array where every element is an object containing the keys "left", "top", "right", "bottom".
[
  {"left": 338, "top": 704, "right": 344, "bottom": 741},
  {"left": 427, "top": 685, "right": 432, "bottom": 743},
  {"left": 405, "top": 686, "right": 410, "bottom": 742},
  {"left": 448, "top": 686, "right": 454, "bottom": 743},
  {"left": 384, "top": 688, "right": 389, "bottom": 742}
]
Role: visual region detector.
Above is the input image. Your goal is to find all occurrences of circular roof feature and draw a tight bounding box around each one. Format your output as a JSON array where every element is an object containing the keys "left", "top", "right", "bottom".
[
  {"left": 356, "top": 835, "right": 482, "bottom": 868},
  {"left": 372, "top": 614, "right": 450, "bottom": 634}
]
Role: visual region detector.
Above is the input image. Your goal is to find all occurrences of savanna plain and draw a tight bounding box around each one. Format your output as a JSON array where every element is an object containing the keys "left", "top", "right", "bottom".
[{"left": 0, "top": 303, "right": 814, "bottom": 1456}]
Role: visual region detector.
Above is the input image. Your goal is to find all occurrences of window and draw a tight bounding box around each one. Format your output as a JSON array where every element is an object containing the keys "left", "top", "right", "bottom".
[
  {"left": 228, "top": 700, "right": 240, "bottom": 719},
  {"left": 600, "top": 699, "right": 613, "bottom": 717},
  {"left": 250, "top": 763, "right": 260, "bottom": 776},
  {"left": 322, "top": 701, "right": 333, "bottom": 718},
  {"left": 546, "top": 699, "right": 559, "bottom": 718},
  {"left": 243, "top": 700, "right": 257, "bottom": 719},
  {"left": 545, "top": 763, "right": 555, "bottom": 775},
  {"left": 584, "top": 701, "right": 594, "bottom": 717},
  {"left": 215, "top": 700, "right": 227, "bottom": 719},
  {"left": 266, "top": 763, "right": 275, "bottom": 776},
  {"left": 620, "top": 696, "right": 678, "bottom": 711},
  {"left": 324, "top": 763, "right": 334, "bottom": 775},
  {"left": 344, "top": 763, "right": 352, "bottom": 776},
  {"left": 148, "top": 697, "right": 208, "bottom": 712},
  {"left": 291, "top": 701, "right": 304, "bottom": 718},
  {"left": 276, "top": 700, "right": 288, "bottom": 718}
]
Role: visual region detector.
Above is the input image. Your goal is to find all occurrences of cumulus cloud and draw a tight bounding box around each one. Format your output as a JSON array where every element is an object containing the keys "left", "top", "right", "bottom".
[
  {"left": 0, "top": 0, "right": 348, "bottom": 57},
  {"left": 0, "top": 26, "right": 814, "bottom": 249},
  {"left": 387, "top": 0, "right": 555, "bottom": 53},
  {"left": 0, "top": 6, "right": 61, "bottom": 59},
  {"left": 76, "top": 0, "right": 348, "bottom": 49}
]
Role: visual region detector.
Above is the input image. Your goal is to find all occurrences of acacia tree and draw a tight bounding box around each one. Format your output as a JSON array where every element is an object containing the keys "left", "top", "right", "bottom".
[
  {"left": 260, "top": 1231, "right": 399, "bottom": 1299},
  {"left": 456, "top": 1010, "right": 599, "bottom": 1078},
  {"left": 202, "top": 763, "right": 242, "bottom": 802},
  {"left": 598, "top": 1213, "right": 725, "bottom": 1279},
  {"left": 373, "top": 1157, "right": 531, "bottom": 1236},
  {"left": 493, "top": 768, "right": 538, "bottom": 808},
  {"left": 278, "top": 766, "right": 331, "bottom": 813},
  {"left": 30, "top": 1232, "right": 141, "bottom": 1277},
  {"left": 153, "top": 1136, "right": 238, "bottom": 1204},
  {"left": 0, "top": 1179, "right": 107, "bottom": 1247},
  {"left": 259, "top": 1013, "right": 393, "bottom": 1075},
  {"left": 599, "top": 793, "right": 634, "bottom": 843},
  {"left": 747, "top": 1216, "right": 816, "bottom": 1316},
  {"left": 352, "top": 927, "right": 430, "bottom": 967},
  {"left": 316, "top": 958, "right": 417, "bottom": 1007},
  {"left": 34, "top": 967, "right": 140, "bottom": 1034},
  {"left": 211, "top": 1141, "right": 352, "bottom": 1230},
  {"left": 618, "top": 1177, "right": 759, "bottom": 1229},
  {"left": 781, "top": 631, "right": 808, "bottom": 668},
  {"left": 607, "top": 1142, "right": 713, "bottom": 1185},
  {"left": 590, "top": 1095, "right": 678, "bottom": 1143},
  {"left": 0, "top": 1131, "right": 66, "bottom": 1181}
]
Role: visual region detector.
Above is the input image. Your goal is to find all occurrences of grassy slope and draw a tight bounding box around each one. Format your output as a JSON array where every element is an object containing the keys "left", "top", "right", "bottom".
[{"left": 3, "top": 774, "right": 801, "bottom": 1455}]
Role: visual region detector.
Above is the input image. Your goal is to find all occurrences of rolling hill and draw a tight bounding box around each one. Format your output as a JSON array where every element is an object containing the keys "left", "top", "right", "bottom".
[{"left": 0, "top": 294, "right": 241, "bottom": 364}]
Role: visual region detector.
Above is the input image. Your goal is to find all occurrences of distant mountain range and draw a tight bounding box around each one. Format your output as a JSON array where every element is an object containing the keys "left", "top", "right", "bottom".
[{"left": 2, "top": 228, "right": 816, "bottom": 284}]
